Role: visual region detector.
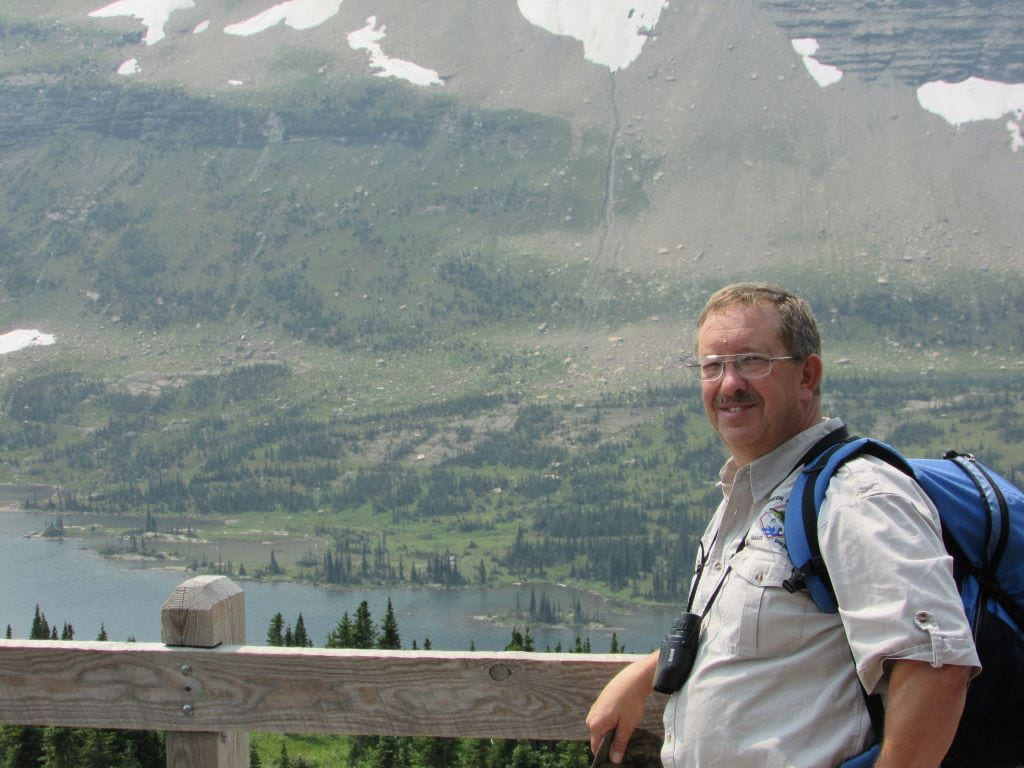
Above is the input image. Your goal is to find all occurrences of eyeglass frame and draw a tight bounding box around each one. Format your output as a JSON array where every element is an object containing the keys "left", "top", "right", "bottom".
[{"left": 686, "top": 353, "right": 803, "bottom": 382}]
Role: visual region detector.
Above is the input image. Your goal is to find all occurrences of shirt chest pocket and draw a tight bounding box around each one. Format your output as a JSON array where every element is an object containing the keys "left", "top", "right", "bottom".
[{"left": 704, "top": 547, "right": 815, "bottom": 658}]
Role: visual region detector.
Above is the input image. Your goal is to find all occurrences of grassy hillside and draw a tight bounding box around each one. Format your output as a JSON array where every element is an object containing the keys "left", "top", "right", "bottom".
[
  {"left": 1, "top": 14, "right": 1021, "bottom": 606},
  {"left": 3, "top": 352, "right": 1021, "bottom": 605}
]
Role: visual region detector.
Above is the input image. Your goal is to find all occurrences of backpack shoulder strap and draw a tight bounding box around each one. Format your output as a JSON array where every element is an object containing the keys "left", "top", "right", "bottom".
[{"left": 783, "top": 437, "right": 914, "bottom": 612}]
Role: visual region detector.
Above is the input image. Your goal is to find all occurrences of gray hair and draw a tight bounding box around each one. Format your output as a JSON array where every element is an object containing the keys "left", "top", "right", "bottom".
[{"left": 696, "top": 283, "right": 821, "bottom": 358}]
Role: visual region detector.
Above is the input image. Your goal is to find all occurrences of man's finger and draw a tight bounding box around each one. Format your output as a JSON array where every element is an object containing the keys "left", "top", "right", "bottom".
[{"left": 609, "top": 725, "right": 633, "bottom": 764}]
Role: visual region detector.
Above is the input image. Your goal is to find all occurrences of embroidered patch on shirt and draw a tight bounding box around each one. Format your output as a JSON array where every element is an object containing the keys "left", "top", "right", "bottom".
[{"left": 758, "top": 505, "right": 787, "bottom": 549}]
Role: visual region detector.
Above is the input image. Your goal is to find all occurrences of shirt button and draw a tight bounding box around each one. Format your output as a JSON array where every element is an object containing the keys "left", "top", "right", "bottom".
[
  {"left": 713, "top": 562, "right": 724, "bottom": 572},
  {"left": 754, "top": 572, "right": 764, "bottom": 584}
]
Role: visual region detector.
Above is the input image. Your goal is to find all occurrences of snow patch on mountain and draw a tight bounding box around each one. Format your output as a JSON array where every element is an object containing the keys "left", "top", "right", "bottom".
[
  {"left": 516, "top": 0, "right": 667, "bottom": 72},
  {"left": 347, "top": 16, "right": 444, "bottom": 87},
  {"left": 917, "top": 77, "right": 1024, "bottom": 151},
  {"left": 0, "top": 330, "right": 56, "bottom": 356},
  {"left": 791, "top": 38, "right": 843, "bottom": 87},
  {"left": 224, "top": 0, "right": 344, "bottom": 36},
  {"left": 88, "top": 0, "right": 194, "bottom": 45},
  {"left": 117, "top": 58, "right": 141, "bottom": 75}
]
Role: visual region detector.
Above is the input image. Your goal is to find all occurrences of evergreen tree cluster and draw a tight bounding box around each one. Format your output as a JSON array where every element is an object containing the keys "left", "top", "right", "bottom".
[
  {"left": 29, "top": 605, "right": 75, "bottom": 641},
  {"left": 5, "top": 360, "right": 1023, "bottom": 606}
]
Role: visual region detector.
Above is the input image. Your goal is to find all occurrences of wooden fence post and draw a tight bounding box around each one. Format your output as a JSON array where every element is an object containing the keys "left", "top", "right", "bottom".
[{"left": 161, "top": 575, "right": 248, "bottom": 768}]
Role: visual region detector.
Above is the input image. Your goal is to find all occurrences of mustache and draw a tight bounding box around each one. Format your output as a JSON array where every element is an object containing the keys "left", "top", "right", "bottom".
[{"left": 714, "top": 392, "right": 759, "bottom": 407}]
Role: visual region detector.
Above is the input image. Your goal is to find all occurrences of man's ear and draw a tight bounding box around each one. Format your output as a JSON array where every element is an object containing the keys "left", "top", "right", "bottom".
[{"left": 801, "top": 354, "right": 823, "bottom": 399}]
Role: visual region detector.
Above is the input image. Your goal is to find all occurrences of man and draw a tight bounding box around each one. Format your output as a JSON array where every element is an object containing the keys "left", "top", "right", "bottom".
[{"left": 586, "top": 283, "right": 979, "bottom": 767}]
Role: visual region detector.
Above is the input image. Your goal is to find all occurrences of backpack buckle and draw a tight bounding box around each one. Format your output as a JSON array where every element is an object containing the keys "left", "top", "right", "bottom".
[{"left": 782, "top": 568, "right": 806, "bottom": 594}]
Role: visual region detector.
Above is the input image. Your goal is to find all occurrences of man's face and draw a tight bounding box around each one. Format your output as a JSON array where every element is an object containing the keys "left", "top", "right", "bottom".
[{"left": 696, "top": 304, "right": 821, "bottom": 466}]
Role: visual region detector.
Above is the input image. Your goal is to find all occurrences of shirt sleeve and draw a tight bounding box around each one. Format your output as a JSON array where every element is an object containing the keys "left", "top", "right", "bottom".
[{"left": 818, "top": 455, "right": 981, "bottom": 694}]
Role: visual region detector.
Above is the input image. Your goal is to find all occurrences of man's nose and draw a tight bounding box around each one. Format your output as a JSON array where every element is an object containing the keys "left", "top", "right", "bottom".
[{"left": 717, "top": 362, "right": 749, "bottom": 391}]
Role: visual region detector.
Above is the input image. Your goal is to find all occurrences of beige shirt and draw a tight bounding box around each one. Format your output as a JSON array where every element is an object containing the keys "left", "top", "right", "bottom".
[{"left": 661, "top": 418, "right": 980, "bottom": 768}]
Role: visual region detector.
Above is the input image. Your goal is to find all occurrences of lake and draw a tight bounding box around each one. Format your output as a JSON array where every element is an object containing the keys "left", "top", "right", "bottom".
[{"left": 0, "top": 508, "right": 678, "bottom": 653}]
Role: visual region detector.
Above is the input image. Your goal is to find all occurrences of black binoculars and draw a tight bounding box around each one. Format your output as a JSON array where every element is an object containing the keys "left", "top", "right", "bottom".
[{"left": 652, "top": 612, "right": 702, "bottom": 694}]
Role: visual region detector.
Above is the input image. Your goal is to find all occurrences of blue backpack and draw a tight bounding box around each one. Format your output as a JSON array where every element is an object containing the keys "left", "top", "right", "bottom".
[{"left": 783, "top": 433, "right": 1024, "bottom": 768}]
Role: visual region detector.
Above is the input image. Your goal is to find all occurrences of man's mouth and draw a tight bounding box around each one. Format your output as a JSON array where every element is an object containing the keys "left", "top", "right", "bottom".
[{"left": 715, "top": 397, "right": 758, "bottom": 413}]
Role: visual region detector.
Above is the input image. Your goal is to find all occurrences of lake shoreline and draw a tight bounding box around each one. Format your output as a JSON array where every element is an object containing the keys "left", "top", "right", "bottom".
[
  {"left": 0, "top": 506, "right": 677, "bottom": 650},
  {"left": 5, "top": 501, "right": 677, "bottom": 622}
]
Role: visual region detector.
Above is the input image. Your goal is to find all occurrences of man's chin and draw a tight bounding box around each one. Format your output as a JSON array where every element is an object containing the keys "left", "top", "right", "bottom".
[{"left": 715, "top": 424, "right": 765, "bottom": 458}]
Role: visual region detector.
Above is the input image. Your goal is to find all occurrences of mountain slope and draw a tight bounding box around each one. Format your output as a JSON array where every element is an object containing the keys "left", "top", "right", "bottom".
[{"left": 0, "top": 0, "right": 1022, "bottom": 601}]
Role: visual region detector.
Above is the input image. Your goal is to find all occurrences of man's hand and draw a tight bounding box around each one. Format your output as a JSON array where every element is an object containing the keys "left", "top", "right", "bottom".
[{"left": 586, "top": 651, "right": 659, "bottom": 764}]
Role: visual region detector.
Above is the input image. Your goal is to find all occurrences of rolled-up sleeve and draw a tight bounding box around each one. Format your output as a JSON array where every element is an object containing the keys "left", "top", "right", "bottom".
[{"left": 818, "top": 456, "right": 981, "bottom": 694}]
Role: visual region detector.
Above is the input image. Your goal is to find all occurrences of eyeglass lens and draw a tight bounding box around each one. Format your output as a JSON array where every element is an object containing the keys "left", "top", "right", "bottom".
[{"left": 698, "top": 355, "right": 773, "bottom": 381}]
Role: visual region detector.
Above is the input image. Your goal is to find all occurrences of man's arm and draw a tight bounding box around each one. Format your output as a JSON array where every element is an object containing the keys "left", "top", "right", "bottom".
[
  {"left": 874, "top": 660, "right": 972, "bottom": 768},
  {"left": 585, "top": 650, "right": 658, "bottom": 764}
]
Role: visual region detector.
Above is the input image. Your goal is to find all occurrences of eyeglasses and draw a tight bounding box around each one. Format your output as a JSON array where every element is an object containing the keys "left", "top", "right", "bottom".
[{"left": 687, "top": 354, "right": 801, "bottom": 381}]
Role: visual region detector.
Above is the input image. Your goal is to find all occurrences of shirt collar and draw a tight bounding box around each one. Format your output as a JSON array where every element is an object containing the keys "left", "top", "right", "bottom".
[{"left": 719, "top": 417, "right": 845, "bottom": 501}]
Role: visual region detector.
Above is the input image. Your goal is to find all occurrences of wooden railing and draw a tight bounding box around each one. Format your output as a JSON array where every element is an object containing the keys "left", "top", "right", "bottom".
[{"left": 0, "top": 575, "right": 664, "bottom": 767}]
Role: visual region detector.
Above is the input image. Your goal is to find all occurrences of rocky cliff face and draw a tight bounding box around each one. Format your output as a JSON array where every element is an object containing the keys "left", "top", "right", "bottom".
[
  {"left": 563, "top": 0, "right": 1024, "bottom": 280},
  {"left": 2, "top": 0, "right": 1022, "bottom": 291},
  {"left": 759, "top": 0, "right": 1024, "bottom": 85}
]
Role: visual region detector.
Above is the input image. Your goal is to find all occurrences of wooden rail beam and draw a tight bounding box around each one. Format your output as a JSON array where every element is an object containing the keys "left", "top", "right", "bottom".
[
  {"left": 0, "top": 640, "right": 662, "bottom": 739},
  {"left": 0, "top": 576, "right": 665, "bottom": 766}
]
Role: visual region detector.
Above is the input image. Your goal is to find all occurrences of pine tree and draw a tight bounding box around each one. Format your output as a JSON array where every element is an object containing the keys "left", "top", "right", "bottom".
[
  {"left": 268, "top": 550, "right": 282, "bottom": 576},
  {"left": 96, "top": 623, "right": 108, "bottom": 641},
  {"left": 504, "top": 627, "right": 534, "bottom": 652},
  {"left": 40, "top": 726, "right": 81, "bottom": 768},
  {"left": 0, "top": 726, "right": 44, "bottom": 768},
  {"left": 293, "top": 614, "right": 312, "bottom": 648},
  {"left": 554, "top": 739, "right": 590, "bottom": 768},
  {"left": 358, "top": 735, "right": 409, "bottom": 768},
  {"left": 76, "top": 728, "right": 109, "bottom": 766},
  {"left": 456, "top": 737, "right": 489, "bottom": 768},
  {"left": 325, "top": 612, "right": 354, "bottom": 649},
  {"left": 267, "top": 613, "right": 285, "bottom": 646},
  {"left": 411, "top": 735, "right": 458, "bottom": 767},
  {"left": 378, "top": 598, "right": 401, "bottom": 650},
  {"left": 485, "top": 739, "right": 516, "bottom": 768},
  {"left": 60, "top": 623, "right": 74, "bottom": 641},
  {"left": 508, "top": 741, "right": 544, "bottom": 768},
  {"left": 352, "top": 601, "right": 376, "bottom": 649},
  {"left": 30, "top": 605, "right": 49, "bottom": 640}
]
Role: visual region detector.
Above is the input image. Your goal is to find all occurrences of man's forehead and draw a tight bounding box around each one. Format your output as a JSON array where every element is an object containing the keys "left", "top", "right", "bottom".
[
  {"left": 697, "top": 305, "right": 782, "bottom": 350},
  {"left": 699, "top": 304, "right": 780, "bottom": 331}
]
